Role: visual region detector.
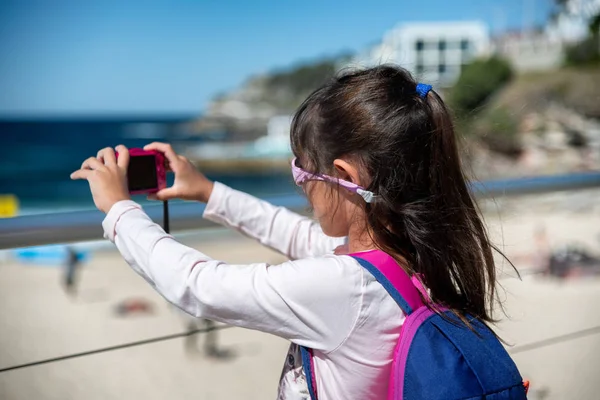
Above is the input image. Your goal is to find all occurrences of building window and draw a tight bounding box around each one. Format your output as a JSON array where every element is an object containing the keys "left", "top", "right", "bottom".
[
  {"left": 416, "top": 63, "right": 424, "bottom": 74},
  {"left": 438, "top": 64, "right": 447, "bottom": 74},
  {"left": 460, "top": 39, "right": 470, "bottom": 51},
  {"left": 415, "top": 40, "right": 424, "bottom": 52},
  {"left": 438, "top": 40, "right": 446, "bottom": 51}
]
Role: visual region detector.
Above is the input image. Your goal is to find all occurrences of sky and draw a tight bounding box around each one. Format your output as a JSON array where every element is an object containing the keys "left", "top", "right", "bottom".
[{"left": 0, "top": 0, "right": 554, "bottom": 116}]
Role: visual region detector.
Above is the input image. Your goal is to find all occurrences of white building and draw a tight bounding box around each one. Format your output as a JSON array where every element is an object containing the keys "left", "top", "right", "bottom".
[
  {"left": 356, "top": 21, "right": 491, "bottom": 87},
  {"left": 494, "top": 31, "right": 564, "bottom": 72},
  {"left": 547, "top": 0, "right": 600, "bottom": 43},
  {"left": 494, "top": 0, "right": 599, "bottom": 73}
]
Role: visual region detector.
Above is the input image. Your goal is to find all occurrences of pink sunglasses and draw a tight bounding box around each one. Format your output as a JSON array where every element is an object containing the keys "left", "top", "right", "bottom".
[{"left": 290, "top": 157, "right": 377, "bottom": 203}]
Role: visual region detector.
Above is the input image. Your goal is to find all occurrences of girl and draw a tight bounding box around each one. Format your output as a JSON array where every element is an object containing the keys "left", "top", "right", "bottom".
[{"left": 71, "top": 65, "right": 503, "bottom": 399}]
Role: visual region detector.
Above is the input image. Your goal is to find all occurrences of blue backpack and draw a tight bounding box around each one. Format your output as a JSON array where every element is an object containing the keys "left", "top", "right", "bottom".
[{"left": 301, "top": 250, "right": 529, "bottom": 399}]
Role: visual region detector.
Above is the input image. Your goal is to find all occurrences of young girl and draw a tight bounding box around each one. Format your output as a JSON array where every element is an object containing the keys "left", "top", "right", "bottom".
[{"left": 71, "top": 65, "right": 503, "bottom": 399}]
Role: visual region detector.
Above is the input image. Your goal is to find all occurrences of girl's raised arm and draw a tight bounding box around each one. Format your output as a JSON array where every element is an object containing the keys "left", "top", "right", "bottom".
[
  {"left": 103, "top": 200, "right": 359, "bottom": 352},
  {"left": 204, "top": 182, "right": 346, "bottom": 259}
]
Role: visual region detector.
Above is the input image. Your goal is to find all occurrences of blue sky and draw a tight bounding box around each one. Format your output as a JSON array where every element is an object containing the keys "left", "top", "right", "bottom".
[{"left": 0, "top": 0, "right": 554, "bottom": 116}]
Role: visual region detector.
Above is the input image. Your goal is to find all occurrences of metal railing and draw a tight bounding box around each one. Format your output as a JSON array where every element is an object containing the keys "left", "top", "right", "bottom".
[{"left": 1, "top": 171, "right": 600, "bottom": 250}]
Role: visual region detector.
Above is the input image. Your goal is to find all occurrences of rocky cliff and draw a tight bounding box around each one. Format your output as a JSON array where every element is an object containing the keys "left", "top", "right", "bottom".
[{"left": 190, "top": 57, "right": 600, "bottom": 178}]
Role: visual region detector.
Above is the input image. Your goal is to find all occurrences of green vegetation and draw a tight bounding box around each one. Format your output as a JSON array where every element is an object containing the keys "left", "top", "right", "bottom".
[
  {"left": 446, "top": 56, "right": 517, "bottom": 154},
  {"left": 265, "top": 58, "right": 342, "bottom": 95},
  {"left": 457, "top": 66, "right": 600, "bottom": 155},
  {"left": 471, "top": 107, "right": 521, "bottom": 156},
  {"left": 553, "top": 0, "right": 600, "bottom": 66},
  {"left": 490, "top": 67, "right": 600, "bottom": 120},
  {"left": 258, "top": 54, "right": 352, "bottom": 111},
  {"left": 565, "top": 33, "right": 600, "bottom": 66},
  {"left": 448, "top": 56, "right": 514, "bottom": 119}
]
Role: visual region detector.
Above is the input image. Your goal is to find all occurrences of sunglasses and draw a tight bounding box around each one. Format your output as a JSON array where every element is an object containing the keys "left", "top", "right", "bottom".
[{"left": 290, "top": 158, "right": 377, "bottom": 203}]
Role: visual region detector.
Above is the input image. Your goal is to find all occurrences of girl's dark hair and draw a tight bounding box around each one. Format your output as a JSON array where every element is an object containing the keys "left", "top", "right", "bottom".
[{"left": 290, "top": 65, "right": 505, "bottom": 323}]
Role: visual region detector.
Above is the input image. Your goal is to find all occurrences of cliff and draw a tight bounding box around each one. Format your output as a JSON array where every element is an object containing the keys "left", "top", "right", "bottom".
[
  {"left": 189, "top": 56, "right": 600, "bottom": 178},
  {"left": 191, "top": 54, "right": 351, "bottom": 141}
]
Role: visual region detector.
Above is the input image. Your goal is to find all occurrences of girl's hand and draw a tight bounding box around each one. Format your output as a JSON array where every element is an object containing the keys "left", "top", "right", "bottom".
[
  {"left": 143, "top": 142, "right": 214, "bottom": 203},
  {"left": 70, "top": 146, "right": 131, "bottom": 213}
]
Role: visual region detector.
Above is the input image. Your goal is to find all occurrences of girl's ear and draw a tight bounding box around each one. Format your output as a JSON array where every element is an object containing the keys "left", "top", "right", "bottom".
[{"left": 333, "top": 158, "right": 362, "bottom": 185}]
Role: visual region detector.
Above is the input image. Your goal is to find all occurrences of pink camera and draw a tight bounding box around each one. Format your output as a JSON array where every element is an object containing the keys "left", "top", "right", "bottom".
[{"left": 116, "top": 148, "right": 167, "bottom": 195}]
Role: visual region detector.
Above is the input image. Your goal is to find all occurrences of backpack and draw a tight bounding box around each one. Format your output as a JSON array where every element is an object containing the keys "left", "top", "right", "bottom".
[{"left": 300, "top": 250, "right": 529, "bottom": 399}]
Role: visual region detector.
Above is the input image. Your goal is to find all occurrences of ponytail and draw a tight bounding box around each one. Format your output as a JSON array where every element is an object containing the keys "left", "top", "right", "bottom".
[{"left": 290, "top": 65, "right": 509, "bottom": 323}]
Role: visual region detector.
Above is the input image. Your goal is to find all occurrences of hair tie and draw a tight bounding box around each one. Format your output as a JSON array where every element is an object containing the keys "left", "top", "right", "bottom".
[{"left": 416, "top": 83, "right": 432, "bottom": 98}]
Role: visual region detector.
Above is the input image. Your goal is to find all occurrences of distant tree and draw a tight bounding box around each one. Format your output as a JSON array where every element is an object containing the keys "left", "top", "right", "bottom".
[
  {"left": 554, "top": 0, "right": 600, "bottom": 65},
  {"left": 565, "top": 34, "right": 600, "bottom": 65},
  {"left": 552, "top": 0, "right": 600, "bottom": 33},
  {"left": 448, "top": 56, "right": 514, "bottom": 120},
  {"left": 266, "top": 59, "right": 339, "bottom": 95},
  {"left": 261, "top": 53, "right": 353, "bottom": 110}
]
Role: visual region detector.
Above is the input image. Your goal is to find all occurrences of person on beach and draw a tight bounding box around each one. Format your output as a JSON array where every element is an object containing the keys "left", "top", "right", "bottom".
[
  {"left": 62, "top": 246, "right": 80, "bottom": 294},
  {"left": 71, "top": 65, "right": 524, "bottom": 399}
]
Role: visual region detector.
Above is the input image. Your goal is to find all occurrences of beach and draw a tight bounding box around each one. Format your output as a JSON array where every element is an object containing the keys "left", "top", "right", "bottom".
[{"left": 1, "top": 189, "right": 599, "bottom": 399}]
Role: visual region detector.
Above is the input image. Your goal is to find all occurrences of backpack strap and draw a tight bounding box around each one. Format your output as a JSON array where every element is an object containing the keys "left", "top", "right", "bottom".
[
  {"left": 301, "top": 250, "right": 425, "bottom": 400},
  {"left": 350, "top": 250, "right": 425, "bottom": 315},
  {"left": 300, "top": 346, "right": 319, "bottom": 400}
]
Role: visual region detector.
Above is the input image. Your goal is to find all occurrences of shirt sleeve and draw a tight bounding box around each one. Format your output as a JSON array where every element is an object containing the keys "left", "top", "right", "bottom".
[
  {"left": 203, "top": 182, "right": 346, "bottom": 259},
  {"left": 102, "top": 201, "right": 363, "bottom": 353}
]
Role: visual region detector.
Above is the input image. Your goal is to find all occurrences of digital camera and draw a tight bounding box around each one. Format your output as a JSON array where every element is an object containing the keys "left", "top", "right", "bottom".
[{"left": 116, "top": 148, "right": 166, "bottom": 195}]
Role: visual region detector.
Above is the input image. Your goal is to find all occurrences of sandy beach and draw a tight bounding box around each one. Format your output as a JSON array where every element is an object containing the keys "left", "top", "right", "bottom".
[{"left": 1, "top": 189, "right": 599, "bottom": 400}]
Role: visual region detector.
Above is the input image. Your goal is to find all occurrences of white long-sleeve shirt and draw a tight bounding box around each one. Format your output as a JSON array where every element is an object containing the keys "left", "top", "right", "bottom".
[{"left": 102, "top": 182, "right": 404, "bottom": 400}]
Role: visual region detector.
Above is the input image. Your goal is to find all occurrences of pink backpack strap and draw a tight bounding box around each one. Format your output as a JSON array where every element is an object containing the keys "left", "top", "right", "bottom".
[
  {"left": 350, "top": 250, "right": 424, "bottom": 315},
  {"left": 411, "top": 274, "right": 429, "bottom": 301},
  {"left": 302, "top": 250, "right": 425, "bottom": 400}
]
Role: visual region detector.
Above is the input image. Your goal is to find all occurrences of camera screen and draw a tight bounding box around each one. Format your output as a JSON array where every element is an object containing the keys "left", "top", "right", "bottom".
[{"left": 127, "top": 155, "right": 158, "bottom": 191}]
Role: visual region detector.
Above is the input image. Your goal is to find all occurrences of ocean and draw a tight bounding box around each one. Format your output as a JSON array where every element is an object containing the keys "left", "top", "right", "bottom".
[{"left": 0, "top": 117, "right": 298, "bottom": 215}]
